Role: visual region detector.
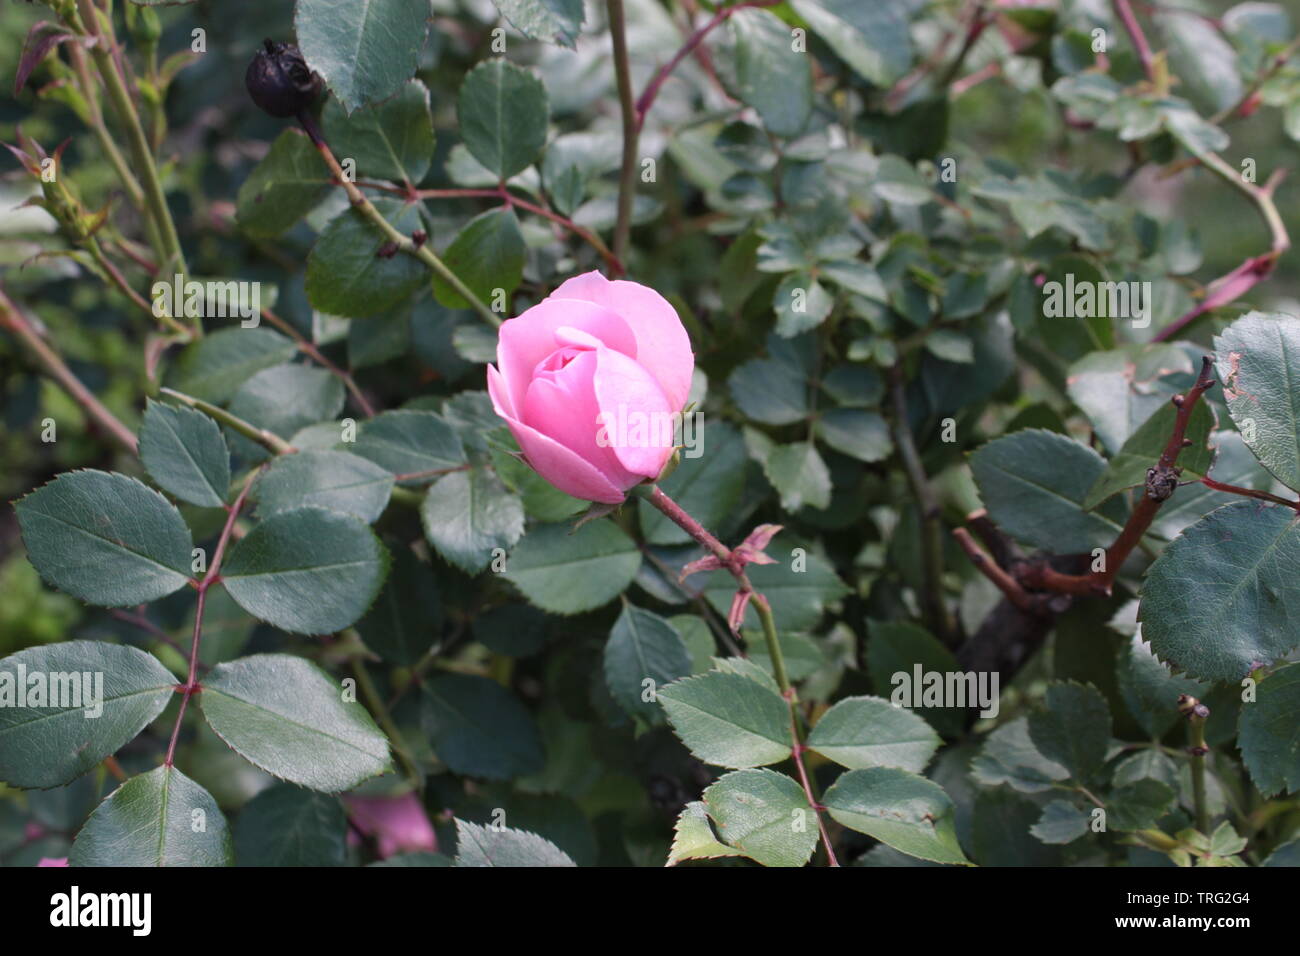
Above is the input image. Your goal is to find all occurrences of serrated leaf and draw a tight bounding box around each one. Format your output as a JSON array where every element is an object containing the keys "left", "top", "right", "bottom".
[
  {"left": 504, "top": 520, "right": 640, "bottom": 615},
  {"left": 457, "top": 59, "right": 548, "bottom": 180},
  {"left": 220, "top": 506, "right": 389, "bottom": 635},
  {"left": 492, "top": 0, "right": 584, "bottom": 47},
  {"left": 226, "top": 364, "right": 345, "bottom": 457},
  {"left": 764, "top": 441, "right": 831, "bottom": 511},
  {"left": 667, "top": 800, "right": 745, "bottom": 866},
  {"left": 322, "top": 79, "right": 434, "bottom": 184},
  {"left": 815, "top": 408, "right": 892, "bottom": 463},
  {"left": 69, "top": 766, "right": 233, "bottom": 866},
  {"left": 454, "top": 819, "right": 575, "bottom": 867},
  {"left": 139, "top": 399, "right": 231, "bottom": 508},
  {"left": 603, "top": 604, "right": 691, "bottom": 723},
  {"left": 166, "top": 327, "right": 298, "bottom": 405},
  {"left": 200, "top": 654, "right": 392, "bottom": 791},
  {"left": 1139, "top": 501, "right": 1300, "bottom": 682},
  {"left": 822, "top": 767, "right": 971, "bottom": 865},
  {"left": 420, "top": 674, "right": 545, "bottom": 781},
  {"left": 703, "top": 769, "right": 817, "bottom": 867},
  {"left": 349, "top": 409, "right": 467, "bottom": 484},
  {"left": 1215, "top": 312, "right": 1300, "bottom": 492},
  {"left": 865, "top": 620, "right": 964, "bottom": 738},
  {"left": 0, "top": 642, "right": 176, "bottom": 789},
  {"left": 1116, "top": 632, "right": 1207, "bottom": 739},
  {"left": 1027, "top": 682, "right": 1111, "bottom": 783},
  {"left": 789, "top": 0, "right": 912, "bottom": 86},
  {"left": 1238, "top": 662, "right": 1300, "bottom": 796},
  {"left": 357, "top": 544, "right": 441, "bottom": 667},
  {"left": 730, "top": 7, "right": 812, "bottom": 138},
  {"left": 15, "top": 470, "right": 194, "bottom": 607},
  {"left": 295, "top": 0, "right": 430, "bottom": 112},
  {"left": 236, "top": 129, "right": 332, "bottom": 237},
  {"left": 234, "top": 784, "right": 347, "bottom": 866},
  {"left": 305, "top": 199, "right": 429, "bottom": 318},
  {"left": 807, "top": 696, "right": 940, "bottom": 772},
  {"left": 970, "top": 717, "right": 1070, "bottom": 793},
  {"left": 969, "top": 429, "right": 1128, "bottom": 553},
  {"left": 1031, "top": 800, "right": 1090, "bottom": 844},
  {"left": 254, "top": 450, "right": 394, "bottom": 523},
  {"left": 421, "top": 467, "right": 525, "bottom": 574},
  {"left": 658, "top": 670, "right": 792, "bottom": 768},
  {"left": 430, "top": 207, "right": 525, "bottom": 310}
]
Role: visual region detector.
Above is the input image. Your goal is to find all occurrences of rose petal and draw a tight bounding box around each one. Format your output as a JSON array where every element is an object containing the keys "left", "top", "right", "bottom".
[
  {"left": 522, "top": 350, "right": 642, "bottom": 488},
  {"left": 552, "top": 271, "right": 695, "bottom": 412},
  {"left": 497, "top": 298, "right": 638, "bottom": 414},
  {"left": 592, "top": 346, "right": 675, "bottom": 478}
]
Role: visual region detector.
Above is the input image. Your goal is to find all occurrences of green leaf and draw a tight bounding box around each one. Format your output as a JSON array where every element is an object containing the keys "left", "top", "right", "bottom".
[
  {"left": 970, "top": 717, "right": 1070, "bottom": 793},
  {"left": 1140, "top": 502, "right": 1300, "bottom": 682},
  {"left": 473, "top": 603, "right": 546, "bottom": 658},
  {"left": 730, "top": 7, "right": 812, "bottom": 138},
  {"left": 1109, "top": 779, "right": 1176, "bottom": 831},
  {"left": 305, "top": 199, "right": 429, "bottom": 318},
  {"left": 969, "top": 429, "right": 1127, "bottom": 553},
  {"left": 70, "top": 766, "right": 233, "bottom": 866},
  {"left": 1083, "top": 399, "right": 1214, "bottom": 509},
  {"left": 873, "top": 154, "right": 932, "bottom": 205},
  {"left": 1066, "top": 345, "right": 1190, "bottom": 454},
  {"left": 703, "top": 769, "right": 817, "bottom": 867},
  {"left": 0, "top": 641, "right": 176, "bottom": 789},
  {"left": 773, "top": 273, "right": 833, "bottom": 336},
  {"left": 815, "top": 409, "right": 892, "bottom": 463},
  {"left": 454, "top": 818, "right": 576, "bottom": 866},
  {"left": 295, "top": 0, "right": 430, "bottom": 111},
  {"left": 357, "top": 544, "right": 441, "bottom": 667},
  {"left": 504, "top": 520, "right": 641, "bottom": 615},
  {"left": 220, "top": 506, "right": 389, "bottom": 635},
  {"left": 322, "top": 79, "right": 435, "bottom": 184},
  {"left": 764, "top": 441, "right": 831, "bottom": 511},
  {"left": 15, "top": 470, "right": 194, "bottom": 607},
  {"left": 865, "top": 620, "right": 963, "bottom": 738},
  {"left": 200, "top": 654, "right": 392, "bottom": 791},
  {"left": 823, "top": 767, "right": 971, "bottom": 865},
  {"left": 1030, "top": 800, "right": 1090, "bottom": 844},
  {"left": 728, "top": 334, "right": 814, "bottom": 425},
  {"left": 421, "top": 467, "right": 525, "bottom": 574},
  {"left": 789, "top": 0, "right": 913, "bottom": 86},
  {"left": 701, "top": 537, "right": 849, "bottom": 632},
  {"left": 807, "top": 696, "right": 941, "bottom": 772},
  {"left": 658, "top": 670, "right": 792, "bottom": 769},
  {"left": 1238, "top": 662, "right": 1300, "bottom": 796},
  {"left": 430, "top": 207, "right": 525, "bottom": 310},
  {"left": 603, "top": 604, "right": 691, "bottom": 723},
  {"left": 457, "top": 59, "right": 548, "bottom": 180},
  {"left": 639, "top": 423, "right": 747, "bottom": 545},
  {"left": 1116, "top": 632, "right": 1207, "bottom": 739},
  {"left": 1027, "top": 682, "right": 1112, "bottom": 783},
  {"left": 226, "top": 364, "right": 345, "bottom": 455},
  {"left": 667, "top": 801, "right": 745, "bottom": 866},
  {"left": 236, "top": 129, "right": 332, "bottom": 237},
  {"left": 139, "top": 399, "right": 231, "bottom": 508},
  {"left": 421, "top": 674, "right": 545, "bottom": 780},
  {"left": 492, "top": 0, "right": 584, "bottom": 47},
  {"left": 234, "top": 784, "right": 347, "bottom": 866},
  {"left": 349, "top": 409, "right": 467, "bottom": 484},
  {"left": 166, "top": 327, "right": 298, "bottom": 405},
  {"left": 254, "top": 450, "right": 394, "bottom": 523},
  {"left": 1215, "top": 312, "right": 1300, "bottom": 492}
]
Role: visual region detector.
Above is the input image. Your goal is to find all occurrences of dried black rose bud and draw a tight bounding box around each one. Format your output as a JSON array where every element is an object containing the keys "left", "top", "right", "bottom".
[{"left": 245, "top": 39, "right": 321, "bottom": 118}]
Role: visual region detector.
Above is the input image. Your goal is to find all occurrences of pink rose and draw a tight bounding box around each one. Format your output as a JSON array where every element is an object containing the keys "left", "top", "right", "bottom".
[
  {"left": 487, "top": 271, "right": 695, "bottom": 504},
  {"left": 343, "top": 792, "right": 437, "bottom": 859}
]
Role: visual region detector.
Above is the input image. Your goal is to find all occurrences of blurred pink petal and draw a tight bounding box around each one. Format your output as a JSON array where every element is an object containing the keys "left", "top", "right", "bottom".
[
  {"left": 344, "top": 793, "right": 437, "bottom": 859},
  {"left": 37, "top": 857, "right": 68, "bottom": 867}
]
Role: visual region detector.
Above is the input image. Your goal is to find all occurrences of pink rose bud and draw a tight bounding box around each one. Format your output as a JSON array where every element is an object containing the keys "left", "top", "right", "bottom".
[{"left": 487, "top": 271, "right": 695, "bottom": 504}]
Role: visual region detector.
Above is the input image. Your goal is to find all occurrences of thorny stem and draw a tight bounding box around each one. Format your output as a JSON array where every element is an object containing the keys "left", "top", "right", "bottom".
[
  {"left": 642, "top": 485, "right": 840, "bottom": 866},
  {"left": 258, "top": 308, "right": 376, "bottom": 417},
  {"left": 164, "top": 466, "right": 261, "bottom": 767},
  {"left": 160, "top": 387, "right": 295, "bottom": 455},
  {"left": 606, "top": 0, "right": 638, "bottom": 265},
  {"left": 1011, "top": 357, "right": 1218, "bottom": 597},
  {"left": 73, "top": 1, "right": 189, "bottom": 291},
  {"left": 300, "top": 119, "right": 501, "bottom": 329},
  {"left": 889, "top": 366, "right": 955, "bottom": 642},
  {"left": 1180, "top": 695, "right": 1211, "bottom": 835},
  {"left": 0, "top": 288, "right": 139, "bottom": 454}
]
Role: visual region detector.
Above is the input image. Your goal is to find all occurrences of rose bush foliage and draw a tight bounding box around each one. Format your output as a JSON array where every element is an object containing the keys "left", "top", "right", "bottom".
[{"left": 1, "top": 0, "right": 1299, "bottom": 869}]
